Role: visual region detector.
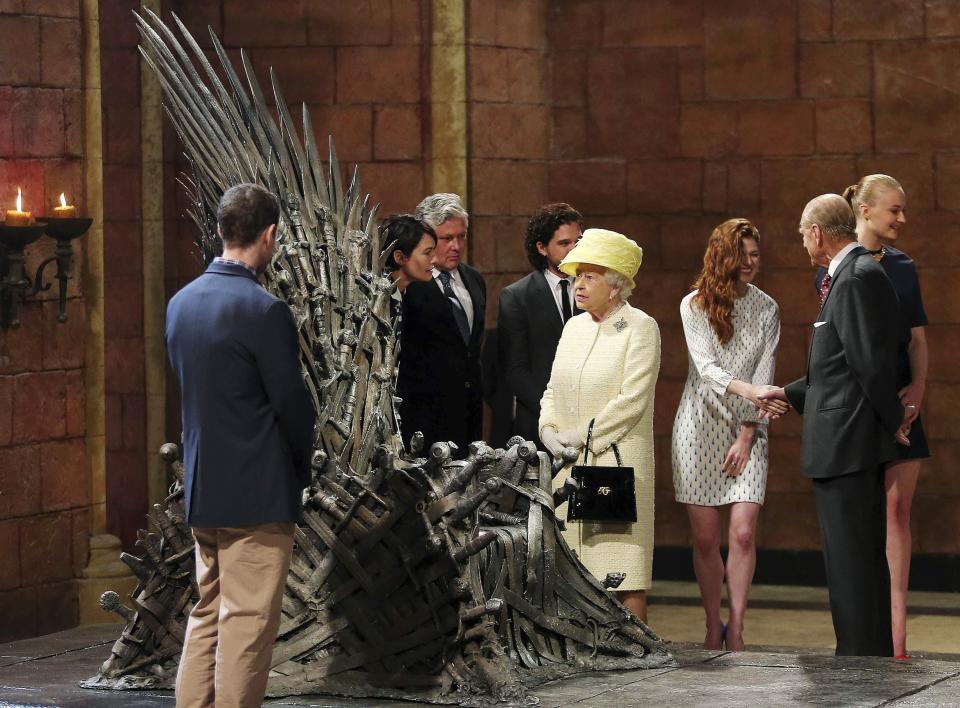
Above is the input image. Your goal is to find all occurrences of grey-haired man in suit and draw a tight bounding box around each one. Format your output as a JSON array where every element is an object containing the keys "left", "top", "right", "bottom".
[
  {"left": 761, "top": 194, "right": 906, "bottom": 656},
  {"left": 497, "top": 203, "right": 582, "bottom": 447}
]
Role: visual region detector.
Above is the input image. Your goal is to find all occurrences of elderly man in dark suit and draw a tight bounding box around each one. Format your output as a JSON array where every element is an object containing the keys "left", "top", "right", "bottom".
[
  {"left": 761, "top": 194, "right": 905, "bottom": 657},
  {"left": 497, "top": 203, "right": 582, "bottom": 446},
  {"left": 166, "top": 183, "right": 315, "bottom": 707},
  {"left": 398, "top": 193, "right": 486, "bottom": 456}
]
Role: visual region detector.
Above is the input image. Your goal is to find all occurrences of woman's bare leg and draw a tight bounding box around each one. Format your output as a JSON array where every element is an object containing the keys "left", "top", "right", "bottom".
[
  {"left": 616, "top": 590, "right": 648, "bottom": 622},
  {"left": 724, "top": 502, "right": 761, "bottom": 651},
  {"left": 686, "top": 504, "right": 724, "bottom": 649},
  {"left": 885, "top": 460, "right": 920, "bottom": 657}
]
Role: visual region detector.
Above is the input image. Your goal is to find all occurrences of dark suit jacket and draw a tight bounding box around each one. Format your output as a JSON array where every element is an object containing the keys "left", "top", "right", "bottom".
[
  {"left": 497, "top": 270, "right": 575, "bottom": 444},
  {"left": 397, "top": 263, "right": 486, "bottom": 454},
  {"left": 165, "top": 261, "right": 315, "bottom": 527},
  {"left": 784, "top": 247, "right": 903, "bottom": 479}
]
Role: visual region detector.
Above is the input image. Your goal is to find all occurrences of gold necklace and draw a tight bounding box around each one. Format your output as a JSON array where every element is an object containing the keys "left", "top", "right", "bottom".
[{"left": 872, "top": 246, "right": 886, "bottom": 262}]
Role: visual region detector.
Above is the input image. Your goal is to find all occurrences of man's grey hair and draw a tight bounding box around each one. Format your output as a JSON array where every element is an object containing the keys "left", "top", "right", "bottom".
[
  {"left": 415, "top": 193, "right": 469, "bottom": 230},
  {"left": 604, "top": 270, "right": 634, "bottom": 301},
  {"left": 800, "top": 193, "right": 856, "bottom": 241}
]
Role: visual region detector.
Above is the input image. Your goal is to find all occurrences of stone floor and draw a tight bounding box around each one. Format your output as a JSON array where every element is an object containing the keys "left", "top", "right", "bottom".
[{"left": 2, "top": 583, "right": 959, "bottom": 707}]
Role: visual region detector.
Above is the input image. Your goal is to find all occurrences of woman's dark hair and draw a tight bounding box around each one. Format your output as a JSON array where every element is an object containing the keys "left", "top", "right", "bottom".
[
  {"left": 525, "top": 203, "right": 582, "bottom": 270},
  {"left": 217, "top": 183, "right": 280, "bottom": 247},
  {"left": 380, "top": 214, "right": 436, "bottom": 271}
]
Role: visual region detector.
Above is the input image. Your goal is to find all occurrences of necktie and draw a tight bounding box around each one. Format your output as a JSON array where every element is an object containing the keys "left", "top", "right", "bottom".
[
  {"left": 819, "top": 272, "right": 832, "bottom": 306},
  {"left": 559, "top": 279, "right": 572, "bottom": 322},
  {"left": 438, "top": 270, "right": 471, "bottom": 344}
]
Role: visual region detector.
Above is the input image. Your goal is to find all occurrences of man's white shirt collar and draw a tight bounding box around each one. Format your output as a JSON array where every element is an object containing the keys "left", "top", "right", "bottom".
[{"left": 827, "top": 241, "right": 859, "bottom": 277}]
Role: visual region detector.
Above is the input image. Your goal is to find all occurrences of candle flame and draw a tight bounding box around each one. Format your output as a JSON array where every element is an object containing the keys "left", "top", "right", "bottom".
[
  {"left": 59, "top": 192, "right": 67, "bottom": 208},
  {"left": 16, "top": 187, "right": 22, "bottom": 212}
]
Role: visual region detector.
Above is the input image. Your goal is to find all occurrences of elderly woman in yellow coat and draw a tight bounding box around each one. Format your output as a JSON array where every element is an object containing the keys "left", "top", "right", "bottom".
[{"left": 539, "top": 228, "right": 661, "bottom": 620}]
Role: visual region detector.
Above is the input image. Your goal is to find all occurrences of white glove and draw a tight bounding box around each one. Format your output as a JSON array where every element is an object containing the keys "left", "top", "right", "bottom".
[
  {"left": 558, "top": 427, "right": 585, "bottom": 450},
  {"left": 540, "top": 427, "right": 565, "bottom": 456}
]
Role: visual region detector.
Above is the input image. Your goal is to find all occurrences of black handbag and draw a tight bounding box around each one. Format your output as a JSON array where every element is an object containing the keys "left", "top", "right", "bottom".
[{"left": 567, "top": 420, "right": 637, "bottom": 523}]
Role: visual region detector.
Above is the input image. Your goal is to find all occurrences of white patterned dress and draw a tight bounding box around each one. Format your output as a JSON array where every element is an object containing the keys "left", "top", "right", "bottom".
[{"left": 672, "top": 285, "right": 780, "bottom": 505}]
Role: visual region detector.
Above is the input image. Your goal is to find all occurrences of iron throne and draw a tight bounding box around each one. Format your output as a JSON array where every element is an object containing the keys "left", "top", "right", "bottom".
[{"left": 82, "top": 10, "right": 670, "bottom": 705}]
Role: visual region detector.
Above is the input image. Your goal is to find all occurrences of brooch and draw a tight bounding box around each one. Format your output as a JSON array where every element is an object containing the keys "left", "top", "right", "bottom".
[{"left": 614, "top": 317, "right": 627, "bottom": 332}]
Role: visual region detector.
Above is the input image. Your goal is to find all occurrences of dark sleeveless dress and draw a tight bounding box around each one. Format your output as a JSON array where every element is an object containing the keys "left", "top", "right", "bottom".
[{"left": 816, "top": 246, "right": 930, "bottom": 460}]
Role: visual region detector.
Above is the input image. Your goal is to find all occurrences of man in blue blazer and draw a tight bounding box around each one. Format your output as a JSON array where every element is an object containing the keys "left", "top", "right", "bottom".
[
  {"left": 762, "top": 194, "right": 904, "bottom": 657},
  {"left": 166, "top": 183, "right": 315, "bottom": 707}
]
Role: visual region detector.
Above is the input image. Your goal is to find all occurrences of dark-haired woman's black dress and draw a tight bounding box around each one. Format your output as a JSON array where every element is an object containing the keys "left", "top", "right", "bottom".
[{"left": 816, "top": 245, "right": 930, "bottom": 460}]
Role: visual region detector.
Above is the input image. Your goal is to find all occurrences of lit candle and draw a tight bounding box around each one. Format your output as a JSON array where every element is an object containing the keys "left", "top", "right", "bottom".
[
  {"left": 5, "top": 188, "right": 32, "bottom": 226},
  {"left": 53, "top": 192, "right": 76, "bottom": 218}
]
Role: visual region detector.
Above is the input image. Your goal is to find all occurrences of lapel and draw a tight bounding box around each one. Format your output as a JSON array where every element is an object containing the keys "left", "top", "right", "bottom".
[
  {"left": 458, "top": 264, "right": 484, "bottom": 339},
  {"left": 531, "top": 270, "right": 564, "bottom": 337},
  {"left": 805, "top": 245, "right": 866, "bottom": 381}
]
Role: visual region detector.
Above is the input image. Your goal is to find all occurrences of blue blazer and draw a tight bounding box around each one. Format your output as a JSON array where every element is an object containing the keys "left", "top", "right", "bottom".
[{"left": 165, "top": 261, "right": 315, "bottom": 527}]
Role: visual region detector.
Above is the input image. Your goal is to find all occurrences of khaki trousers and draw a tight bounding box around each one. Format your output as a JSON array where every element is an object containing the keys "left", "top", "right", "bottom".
[{"left": 175, "top": 522, "right": 295, "bottom": 708}]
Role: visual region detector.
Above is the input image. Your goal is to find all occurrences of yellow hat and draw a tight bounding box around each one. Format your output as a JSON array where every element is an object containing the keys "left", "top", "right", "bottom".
[{"left": 558, "top": 228, "right": 643, "bottom": 286}]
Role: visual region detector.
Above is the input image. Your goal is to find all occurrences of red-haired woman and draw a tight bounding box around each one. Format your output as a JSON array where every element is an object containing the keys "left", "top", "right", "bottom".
[{"left": 672, "top": 218, "right": 783, "bottom": 651}]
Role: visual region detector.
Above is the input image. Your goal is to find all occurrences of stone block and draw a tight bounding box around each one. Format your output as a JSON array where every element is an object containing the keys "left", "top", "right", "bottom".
[
  {"left": 103, "top": 103, "right": 140, "bottom": 166},
  {"left": 307, "top": 0, "right": 391, "bottom": 46},
  {"left": 374, "top": 104, "right": 421, "bottom": 161},
  {"left": 926, "top": 0, "right": 960, "bottom": 38},
  {"left": 245, "top": 47, "right": 335, "bottom": 106},
  {"left": 485, "top": 217, "right": 531, "bottom": 273},
  {"left": 19, "top": 511, "right": 72, "bottom": 584},
  {"left": 470, "top": 46, "right": 510, "bottom": 103},
  {"left": 308, "top": 104, "right": 373, "bottom": 165},
  {"left": 914, "top": 495, "right": 960, "bottom": 553},
  {"left": 105, "top": 392, "right": 122, "bottom": 452},
  {"left": 0, "top": 444, "right": 41, "bottom": 519},
  {"left": 752, "top": 214, "right": 806, "bottom": 269},
  {"left": 704, "top": 0, "right": 796, "bottom": 100},
  {"left": 40, "top": 438, "right": 87, "bottom": 511},
  {"left": 738, "top": 101, "right": 814, "bottom": 157},
  {"left": 0, "top": 87, "right": 12, "bottom": 157},
  {"left": 902, "top": 211, "right": 960, "bottom": 269},
  {"left": 0, "top": 377, "right": 10, "bottom": 445},
  {"left": 337, "top": 46, "right": 420, "bottom": 104},
  {"left": 759, "top": 490, "right": 821, "bottom": 549},
  {"left": 703, "top": 161, "right": 727, "bottom": 213},
  {"left": 64, "top": 368, "right": 84, "bottom": 437},
  {"left": 588, "top": 103, "right": 681, "bottom": 159},
  {"left": 464, "top": 216, "right": 501, "bottom": 273},
  {"left": 678, "top": 46, "right": 704, "bottom": 102},
  {"left": 764, "top": 434, "right": 809, "bottom": 494},
  {"left": 103, "top": 276, "right": 143, "bottom": 339},
  {"left": 628, "top": 160, "right": 702, "bottom": 214},
  {"left": 0, "top": 305, "right": 44, "bottom": 374},
  {"left": 97, "top": 0, "right": 137, "bottom": 48},
  {"left": 815, "top": 99, "right": 872, "bottom": 154},
  {"left": 658, "top": 321, "right": 689, "bottom": 381},
  {"left": 102, "top": 220, "right": 143, "bottom": 278},
  {"left": 655, "top": 488, "right": 689, "bottom": 547},
  {"left": 918, "top": 268, "right": 960, "bottom": 323},
  {"left": 121, "top": 392, "right": 145, "bottom": 451},
  {"left": 22, "top": 0, "right": 78, "bottom": 16},
  {"left": 470, "top": 103, "right": 548, "bottom": 159},
  {"left": 926, "top": 381, "right": 960, "bottom": 441},
  {"left": 775, "top": 323, "right": 814, "bottom": 387},
  {"left": 12, "top": 87, "right": 63, "bottom": 158},
  {"left": 631, "top": 270, "right": 691, "bottom": 325},
  {"left": 875, "top": 40, "right": 960, "bottom": 150},
  {"left": 12, "top": 371, "right": 66, "bottom": 443},
  {"left": 927, "top": 325, "right": 960, "bottom": 384},
  {"left": 587, "top": 47, "right": 678, "bottom": 109},
  {"left": 42, "top": 158, "right": 83, "bottom": 216},
  {"left": 0, "top": 158, "right": 45, "bottom": 215},
  {"left": 798, "top": 0, "right": 832, "bottom": 41},
  {"left": 102, "top": 165, "right": 141, "bottom": 222},
  {"left": 62, "top": 88, "right": 81, "bottom": 157},
  {"left": 354, "top": 161, "right": 424, "bottom": 216},
  {"left": 652, "top": 378, "right": 684, "bottom": 437},
  {"left": 659, "top": 215, "right": 715, "bottom": 270},
  {"left": 834, "top": 0, "right": 923, "bottom": 40},
  {"left": 40, "top": 17, "right": 81, "bottom": 88},
  {"left": 587, "top": 214, "right": 661, "bottom": 268},
  {"left": 391, "top": 0, "right": 422, "bottom": 44},
  {"left": 492, "top": 0, "right": 546, "bottom": 49},
  {"left": 99, "top": 48, "right": 139, "bottom": 106},
  {"left": 546, "top": 0, "right": 602, "bottom": 48},
  {"left": 858, "top": 152, "right": 935, "bottom": 210},
  {"left": 0, "top": 587, "right": 36, "bottom": 642},
  {"left": 799, "top": 42, "right": 871, "bottom": 98},
  {"left": 546, "top": 160, "right": 624, "bottom": 216},
  {"left": 601, "top": 0, "right": 702, "bottom": 47},
  {"left": 0, "top": 520, "right": 19, "bottom": 590},
  {"left": 42, "top": 299, "right": 86, "bottom": 371},
  {"left": 223, "top": 0, "right": 307, "bottom": 47},
  {"left": 471, "top": 159, "right": 548, "bottom": 217},
  {"left": 34, "top": 578, "right": 78, "bottom": 636},
  {"left": 550, "top": 107, "right": 587, "bottom": 159},
  {"left": 760, "top": 157, "right": 858, "bottom": 217},
  {"left": 727, "top": 160, "right": 762, "bottom": 215},
  {"left": 680, "top": 102, "right": 737, "bottom": 158},
  {"left": 551, "top": 50, "right": 586, "bottom": 108},
  {"left": 506, "top": 49, "right": 547, "bottom": 105},
  {"left": 105, "top": 449, "right": 147, "bottom": 549},
  {"left": 69, "top": 506, "right": 89, "bottom": 575},
  {"left": 921, "top": 440, "right": 960, "bottom": 495},
  {"left": 0, "top": 15, "right": 40, "bottom": 85},
  {"left": 104, "top": 337, "right": 145, "bottom": 396},
  {"left": 762, "top": 270, "right": 821, "bottom": 326}
]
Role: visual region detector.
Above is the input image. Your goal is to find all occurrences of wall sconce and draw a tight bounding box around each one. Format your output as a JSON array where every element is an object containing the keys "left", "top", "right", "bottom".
[{"left": 0, "top": 191, "right": 90, "bottom": 329}]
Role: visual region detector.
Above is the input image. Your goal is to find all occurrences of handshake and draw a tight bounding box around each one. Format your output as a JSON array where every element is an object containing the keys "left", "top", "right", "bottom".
[{"left": 733, "top": 382, "right": 791, "bottom": 420}]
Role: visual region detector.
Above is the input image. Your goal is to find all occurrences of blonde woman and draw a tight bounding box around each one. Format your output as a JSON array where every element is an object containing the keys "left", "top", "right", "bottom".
[
  {"left": 540, "top": 228, "right": 661, "bottom": 621},
  {"left": 832, "top": 175, "right": 929, "bottom": 659}
]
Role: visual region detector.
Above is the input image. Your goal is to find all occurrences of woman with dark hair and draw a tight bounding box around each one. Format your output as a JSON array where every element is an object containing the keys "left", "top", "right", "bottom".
[
  {"left": 381, "top": 214, "right": 437, "bottom": 293},
  {"left": 829, "top": 175, "right": 929, "bottom": 659},
  {"left": 672, "top": 218, "right": 784, "bottom": 651}
]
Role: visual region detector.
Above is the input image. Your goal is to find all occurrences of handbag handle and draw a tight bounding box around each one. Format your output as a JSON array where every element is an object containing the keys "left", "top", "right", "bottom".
[{"left": 581, "top": 419, "right": 623, "bottom": 467}]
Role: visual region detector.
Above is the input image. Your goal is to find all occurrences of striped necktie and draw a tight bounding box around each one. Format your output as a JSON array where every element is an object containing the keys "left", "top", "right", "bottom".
[{"left": 438, "top": 270, "right": 470, "bottom": 344}]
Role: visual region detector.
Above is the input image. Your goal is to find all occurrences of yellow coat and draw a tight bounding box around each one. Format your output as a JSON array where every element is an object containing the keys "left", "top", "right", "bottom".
[{"left": 539, "top": 304, "right": 661, "bottom": 591}]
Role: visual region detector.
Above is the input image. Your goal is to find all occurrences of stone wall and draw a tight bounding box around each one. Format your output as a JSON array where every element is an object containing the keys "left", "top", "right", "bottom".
[
  {"left": 0, "top": 0, "right": 89, "bottom": 641},
  {"left": 527, "top": 0, "right": 960, "bottom": 557}
]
